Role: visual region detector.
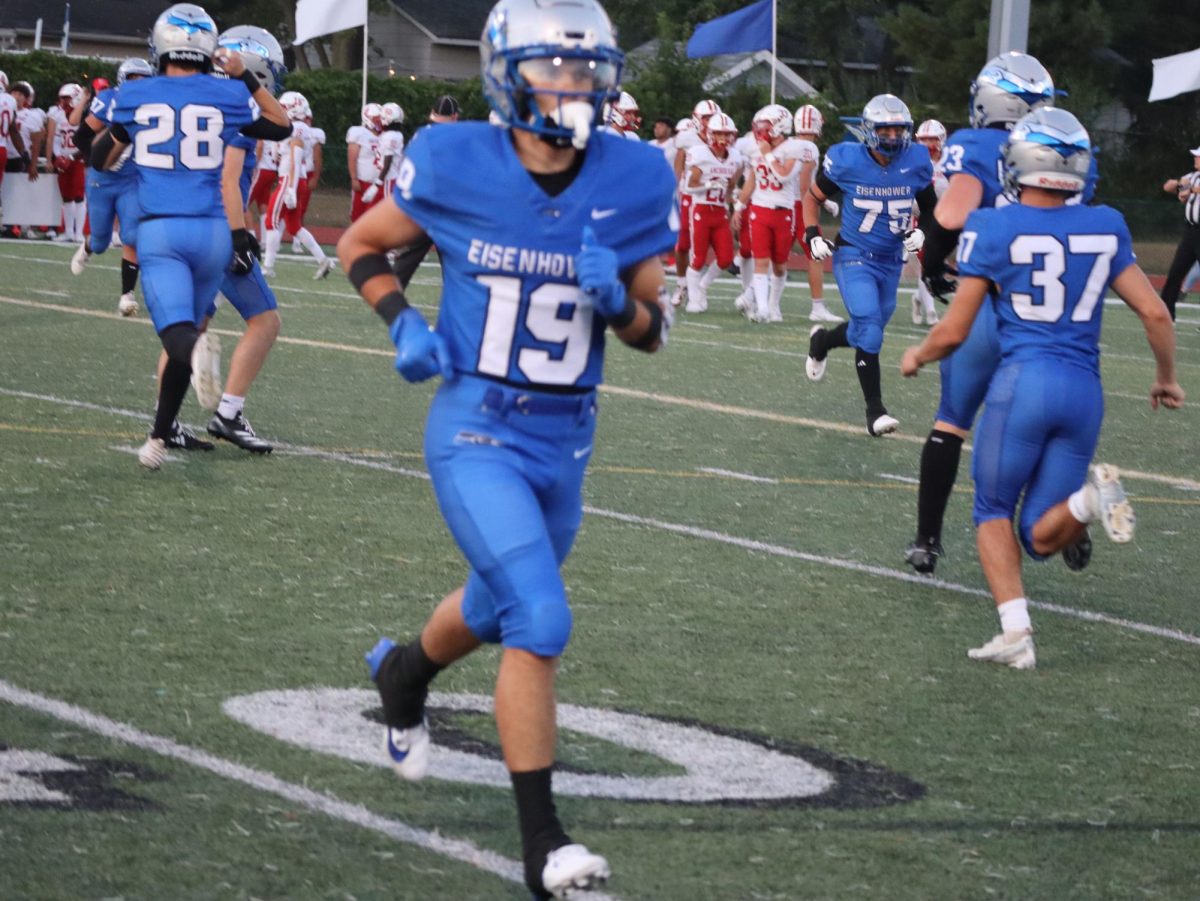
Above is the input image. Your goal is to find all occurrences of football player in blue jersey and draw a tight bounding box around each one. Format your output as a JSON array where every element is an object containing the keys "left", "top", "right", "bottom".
[
  {"left": 91, "top": 3, "right": 290, "bottom": 470},
  {"left": 201, "top": 24, "right": 288, "bottom": 454},
  {"left": 802, "top": 93, "right": 936, "bottom": 436},
  {"left": 338, "top": 0, "right": 676, "bottom": 895},
  {"left": 69, "top": 57, "right": 154, "bottom": 317},
  {"left": 905, "top": 52, "right": 1055, "bottom": 575},
  {"left": 900, "top": 109, "right": 1183, "bottom": 669}
]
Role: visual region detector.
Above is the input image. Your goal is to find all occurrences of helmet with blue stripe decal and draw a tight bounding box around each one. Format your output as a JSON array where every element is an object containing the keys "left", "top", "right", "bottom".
[
  {"left": 481, "top": 0, "right": 624, "bottom": 149},
  {"left": 861, "top": 94, "right": 912, "bottom": 160},
  {"left": 217, "top": 25, "right": 286, "bottom": 97},
  {"left": 970, "top": 51, "right": 1054, "bottom": 129},
  {"left": 150, "top": 4, "right": 219, "bottom": 73},
  {"left": 1002, "top": 108, "right": 1091, "bottom": 195}
]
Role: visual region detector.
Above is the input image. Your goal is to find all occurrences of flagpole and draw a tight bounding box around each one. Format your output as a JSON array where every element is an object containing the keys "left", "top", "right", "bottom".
[
  {"left": 770, "top": 0, "right": 776, "bottom": 104},
  {"left": 361, "top": 0, "right": 369, "bottom": 109}
]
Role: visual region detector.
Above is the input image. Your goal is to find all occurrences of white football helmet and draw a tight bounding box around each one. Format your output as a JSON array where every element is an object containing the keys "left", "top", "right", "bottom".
[
  {"left": 970, "top": 51, "right": 1054, "bottom": 129},
  {"left": 149, "top": 3, "right": 218, "bottom": 73},
  {"left": 58, "top": 83, "right": 85, "bottom": 109},
  {"left": 279, "top": 91, "right": 309, "bottom": 122},
  {"left": 610, "top": 91, "right": 641, "bottom": 133},
  {"left": 691, "top": 99, "right": 721, "bottom": 135},
  {"left": 862, "top": 94, "right": 912, "bottom": 159},
  {"left": 361, "top": 102, "right": 384, "bottom": 132},
  {"left": 481, "top": 0, "right": 623, "bottom": 148},
  {"left": 381, "top": 102, "right": 404, "bottom": 127},
  {"left": 706, "top": 111, "right": 737, "bottom": 152},
  {"left": 752, "top": 103, "right": 792, "bottom": 141},
  {"left": 217, "top": 25, "right": 286, "bottom": 97},
  {"left": 1003, "top": 108, "right": 1091, "bottom": 195},
  {"left": 0, "top": 71, "right": 8, "bottom": 92},
  {"left": 915, "top": 119, "right": 947, "bottom": 152},
  {"left": 793, "top": 104, "right": 823, "bottom": 137},
  {"left": 676, "top": 118, "right": 695, "bottom": 134}
]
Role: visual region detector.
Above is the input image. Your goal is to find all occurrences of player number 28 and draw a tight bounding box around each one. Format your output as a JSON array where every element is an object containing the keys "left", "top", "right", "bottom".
[
  {"left": 133, "top": 102, "right": 225, "bottom": 171},
  {"left": 476, "top": 276, "right": 593, "bottom": 385}
]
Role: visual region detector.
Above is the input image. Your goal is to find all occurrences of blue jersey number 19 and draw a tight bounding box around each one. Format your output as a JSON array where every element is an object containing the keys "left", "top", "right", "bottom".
[
  {"left": 133, "top": 103, "right": 225, "bottom": 170},
  {"left": 476, "top": 276, "right": 594, "bottom": 385}
]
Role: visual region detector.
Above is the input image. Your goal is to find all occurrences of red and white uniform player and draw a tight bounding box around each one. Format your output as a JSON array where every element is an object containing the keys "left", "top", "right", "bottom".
[
  {"left": 682, "top": 112, "right": 742, "bottom": 314},
  {"left": 13, "top": 85, "right": 47, "bottom": 181},
  {"left": 289, "top": 116, "right": 326, "bottom": 255},
  {"left": 262, "top": 92, "right": 332, "bottom": 279},
  {"left": 909, "top": 118, "right": 949, "bottom": 325},
  {"left": 347, "top": 103, "right": 384, "bottom": 221},
  {"left": 600, "top": 91, "right": 641, "bottom": 140},
  {"left": 732, "top": 129, "right": 759, "bottom": 307},
  {"left": 249, "top": 137, "right": 280, "bottom": 241},
  {"left": 376, "top": 103, "right": 406, "bottom": 199},
  {"left": 734, "top": 104, "right": 804, "bottom": 323},
  {"left": 47, "top": 83, "right": 86, "bottom": 242},
  {"left": 791, "top": 104, "right": 843, "bottom": 323},
  {"left": 670, "top": 99, "right": 721, "bottom": 307},
  {"left": 0, "top": 72, "right": 25, "bottom": 185}
]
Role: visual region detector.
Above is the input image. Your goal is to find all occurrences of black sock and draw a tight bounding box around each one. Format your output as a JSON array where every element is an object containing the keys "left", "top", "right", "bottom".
[
  {"left": 151, "top": 358, "right": 192, "bottom": 440},
  {"left": 916, "top": 429, "right": 964, "bottom": 542},
  {"left": 376, "top": 638, "right": 444, "bottom": 728},
  {"left": 854, "top": 348, "right": 884, "bottom": 415},
  {"left": 810, "top": 321, "right": 850, "bottom": 362},
  {"left": 512, "top": 766, "right": 569, "bottom": 898},
  {"left": 121, "top": 259, "right": 139, "bottom": 295},
  {"left": 825, "top": 321, "right": 850, "bottom": 350}
]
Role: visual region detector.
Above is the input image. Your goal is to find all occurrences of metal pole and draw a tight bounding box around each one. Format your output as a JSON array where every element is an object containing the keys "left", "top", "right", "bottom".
[
  {"left": 988, "top": 0, "right": 1029, "bottom": 58},
  {"left": 770, "top": 0, "right": 777, "bottom": 105},
  {"left": 361, "top": 2, "right": 369, "bottom": 109}
]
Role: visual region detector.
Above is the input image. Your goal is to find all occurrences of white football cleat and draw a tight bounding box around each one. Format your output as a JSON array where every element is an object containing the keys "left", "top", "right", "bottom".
[
  {"left": 910, "top": 293, "right": 922, "bottom": 324},
  {"left": 137, "top": 436, "right": 167, "bottom": 470},
  {"left": 767, "top": 302, "right": 783, "bottom": 323},
  {"left": 809, "top": 304, "right": 843, "bottom": 323},
  {"left": 382, "top": 720, "right": 431, "bottom": 781},
  {"left": 51, "top": 231, "right": 72, "bottom": 243},
  {"left": 117, "top": 293, "right": 138, "bottom": 317},
  {"left": 70, "top": 240, "right": 90, "bottom": 275},
  {"left": 291, "top": 239, "right": 302, "bottom": 255},
  {"left": 262, "top": 266, "right": 276, "bottom": 278},
  {"left": 923, "top": 306, "right": 939, "bottom": 325},
  {"left": 313, "top": 258, "right": 333, "bottom": 280},
  {"left": 189, "top": 332, "right": 223, "bottom": 411},
  {"left": 542, "top": 843, "right": 610, "bottom": 899},
  {"left": 734, "top": 288, "right": 756, "bottom": 320},
  {"left": 968, "top": 630, "right": 1036, "bottom": 670},
  {"left": 805, "top": 325, "right": 827, "bottom": 381},
  {"left": 684, "top": 291, "right": 707, "bottom": 313},
  {"left": 868, "top": 413, "right": 899, "bottom": 437},
  {"left": 1086, "top": 463, "right": 1135, "bottom": 544}
]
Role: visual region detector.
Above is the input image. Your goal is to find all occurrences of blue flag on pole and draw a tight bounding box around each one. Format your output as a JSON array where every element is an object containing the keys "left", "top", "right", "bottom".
[{"left": 686, "top": 0, "right": 773, "bottom": 59}]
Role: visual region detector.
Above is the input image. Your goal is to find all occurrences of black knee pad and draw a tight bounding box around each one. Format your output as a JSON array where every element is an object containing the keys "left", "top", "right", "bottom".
[{"left": 160, "top": 323, "right": 200, "bottom": 366}]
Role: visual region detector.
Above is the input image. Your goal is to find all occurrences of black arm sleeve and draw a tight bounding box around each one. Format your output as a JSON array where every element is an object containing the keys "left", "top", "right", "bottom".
[
  {"left": 920, "top": 215, "right": 962, "bottom": 279},
  {"left": 74, "top": 120, "right": 96, "bottom": 158},
  {"left": 240, "top": 119, "right": 292, "bottom": 141},
  {"left": 110, "top": 122, "right": 130, "bottom": 143},
  {"left": 90, "top": 130, "right": 116, "bottom": 170},
  {"left": 814, "top": 169, "right": 842, "bottom": 200},
  {"left": 914, "top": 183, "right": 938, "bottom": 226}
]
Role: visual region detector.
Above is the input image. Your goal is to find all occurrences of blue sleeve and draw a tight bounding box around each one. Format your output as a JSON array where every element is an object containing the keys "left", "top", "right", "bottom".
[
  {"left": 1105, "top": 207, "right": 1137, "bottom": 276},
  {"left": 957, "top": 208, "right": 1003, "bottom": 279},
  {"left": 218, "top": 80, "right": 254, "bottom": 129},
  {"left": 822, "top": 144, "right": 848, "bottom": 190},
  {"left": 390, "top": 128, "right": 446, "bottom": 232},
  {"left": 111, "top": 86, "right": 136, "bottom": 130},
  {"left": 90, "top": 89, "right": 113, "bottom": 125}
]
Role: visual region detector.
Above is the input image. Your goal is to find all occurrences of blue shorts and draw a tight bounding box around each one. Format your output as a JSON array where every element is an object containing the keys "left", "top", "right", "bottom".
[
  {"left": 832, "top": 245, "right": 903, "bottom": 354},
  {"left": 935, "top": 305, "right": 1000, "bottom": 430},
  {"left": 138, "top": 217, "right": 232, "bottom": 334},
  {"left": 219, "top": 263, "right": 277, "bottom": 322},
  {"left": 423, "top": 374, "right": 598, "bottom": 658},
  {"left": 971, "top": 359, "right": 1104, "bottom": 558},
  {"left": 84, "top": 173, "right": 140, "bottom": 254}
]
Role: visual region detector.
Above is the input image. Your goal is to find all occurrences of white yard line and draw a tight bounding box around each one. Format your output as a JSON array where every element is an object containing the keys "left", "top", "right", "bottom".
[
  {"left": 878, "top": 473, "right": 921, "bottom": 485},
  {"left": 695, "top": 467, "right": 780, "bottom": 484},
  {"left": 0, "top": 679, "right": 617, "bottom": 900}
]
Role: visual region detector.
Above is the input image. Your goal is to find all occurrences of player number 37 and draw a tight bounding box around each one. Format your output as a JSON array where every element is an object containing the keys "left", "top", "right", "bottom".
[{"left": 959, "top": 231, "right": 1118, "bottom": 323}]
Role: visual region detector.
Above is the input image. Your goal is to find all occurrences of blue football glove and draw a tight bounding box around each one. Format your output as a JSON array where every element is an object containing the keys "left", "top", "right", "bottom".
[
  {"left": 576, "top": 226, "right": 628, "bottom": 320},
  {"left": 389, "top": 306, "right": 454, "bottom": 383}
]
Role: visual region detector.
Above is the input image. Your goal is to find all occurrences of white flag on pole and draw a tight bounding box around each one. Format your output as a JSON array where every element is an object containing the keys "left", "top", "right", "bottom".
[
  {"left": 1149, "top": 47, "right": 1200, "bottom": 102},
  {"left": 294, "top": 0, "right": 368, "bottom": 45}
]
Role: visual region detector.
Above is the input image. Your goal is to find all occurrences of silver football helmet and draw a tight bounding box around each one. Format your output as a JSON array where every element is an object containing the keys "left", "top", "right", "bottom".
[
  {"left": 970, "top": 51, "right": 1054, "bottom": 129},
  {"left": 481, "top": 0, "right": 624, "bottom": 149},
  {"left": 1002, "top": 108, "right": 1091, "bottom": 195},
  {"left": 217, "top": 25, "right": 286, "bottom": 96},
  {"left": 150, "top": 4, "right": 219, "bottom": 73},
  {"left": 117, "top": 57, "right": 154, "bottom": 86},
  {"left": 862, "top": 94, "right": 912, "bottom": 159}
]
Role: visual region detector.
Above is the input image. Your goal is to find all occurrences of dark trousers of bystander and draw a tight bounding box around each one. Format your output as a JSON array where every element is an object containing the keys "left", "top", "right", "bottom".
[{"left": 1160, "top": 223, "right": 1200, "bottom": 320}]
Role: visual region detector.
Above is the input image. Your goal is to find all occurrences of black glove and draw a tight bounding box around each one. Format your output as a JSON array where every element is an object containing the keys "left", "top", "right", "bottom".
[
  {"left": 922, "top": 272, "right": 957, "bottom": 305},
  {"left": 246, "top": 230, "right": 261, "bottom": 261},
  {"left": 231, "top": 228, "right": 255, "bottom": 276}
]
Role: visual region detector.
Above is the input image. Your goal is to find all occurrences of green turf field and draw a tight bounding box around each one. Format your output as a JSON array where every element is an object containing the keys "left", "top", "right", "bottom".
[{"left": 2, "top": 240, "right": 1199, "bottom": 900}]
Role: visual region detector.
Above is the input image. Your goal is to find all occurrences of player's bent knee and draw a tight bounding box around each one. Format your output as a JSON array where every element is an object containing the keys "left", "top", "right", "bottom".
[
  {"left": 508, "top": 602, "right": 573, "bottom": 658},
  {"left": 850, "top": 323, "right": 884, "bottom": 354},
  {"left": 160, "top": 322, "right": 200, "bottom": 366}
]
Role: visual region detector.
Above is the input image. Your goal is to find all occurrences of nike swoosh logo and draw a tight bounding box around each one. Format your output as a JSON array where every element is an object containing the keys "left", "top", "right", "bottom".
[
  {"left": 899, "top": 167, "right": 914, "bottom": 173},
  {"left": 591, "top": 208, "right": 618, "bottom": 220},
  {"left": 574, "top": 445, "right": 592, "bottom": 459}
]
